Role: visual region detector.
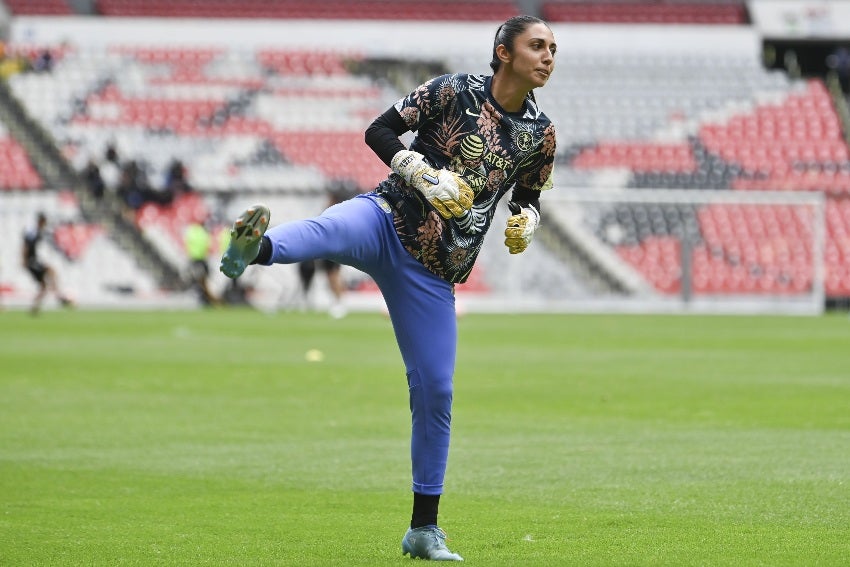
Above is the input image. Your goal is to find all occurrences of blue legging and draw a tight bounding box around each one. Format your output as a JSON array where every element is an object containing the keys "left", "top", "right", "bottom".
[{"left": 262, "top": 193, "right": 456, "bottom": 495}]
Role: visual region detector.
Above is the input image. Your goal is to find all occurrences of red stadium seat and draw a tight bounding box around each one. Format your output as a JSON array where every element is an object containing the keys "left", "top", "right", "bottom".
[
  {"left": 53, "top": 223, "right": 105, "bottom": 260},
  {"left": 0, "top": 139, "right": 43, "bottom": 191},
  {"left": 96, "top": 0, "right": 519, "bottom": 20},
  {"left": 270, "top": 131, "right": 389, "bottom": 189},
  {"left": 573, "top": 142, "right": 697, "bottom": 173},
  {"left": 541, "top": 1, "right": 747, "bottom": 25},
  {"left": 3, "top": 0, "right": 73, "bottom": 15}
]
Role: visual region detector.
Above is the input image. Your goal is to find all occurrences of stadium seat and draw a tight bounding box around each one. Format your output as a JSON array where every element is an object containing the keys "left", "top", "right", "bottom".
[
  {"left": 95, "top": 0, "right": 519, "bottom": 20},
  {"left": 541, "top": 1, "right": 748, "bottom": 25},
  {"left": 3, "top": 0, "right": 73, "bottom": 15},
  {"left": 0, "top": 138, "right": 43, "bottom": 191},
  {"left": 53, "top": 223, "right": 105, "bottom": 260}
]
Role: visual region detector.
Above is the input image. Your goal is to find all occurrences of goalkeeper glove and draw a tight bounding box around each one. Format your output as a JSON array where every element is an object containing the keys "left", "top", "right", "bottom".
[
  {"left": 391, "top": 150, "right": 474, "bottom": 219},
  {"left": 504, "top": 201, "right": 540, "bottom": 254}
]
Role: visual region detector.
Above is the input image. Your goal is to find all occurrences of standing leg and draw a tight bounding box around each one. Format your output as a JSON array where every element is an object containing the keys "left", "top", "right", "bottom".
[
  {"left": 32, "top": 280, "right": 47, "bottom": 315},
  {"left": 28, "top": 265, "right": 48, "bottom": 315},
  {"left": 376, "top": 262, "right": 457, "bottom": 497},
  {"left": 378, "top": 258, "right": 463, "bottom": 561},
  {"left": 354, "top": 201, "right": 462, "bottom": 561}
]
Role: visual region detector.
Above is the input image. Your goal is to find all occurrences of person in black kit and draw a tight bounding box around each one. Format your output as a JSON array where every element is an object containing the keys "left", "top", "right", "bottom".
[
  {"left": 296, "top": 184, "right": 358, "bottom": 317},
  {"left": 296, "top": 257, "right": 346, "bottom": 317},
  {"left": 22, "top": 212, "right": 74, "bottom": 315}
]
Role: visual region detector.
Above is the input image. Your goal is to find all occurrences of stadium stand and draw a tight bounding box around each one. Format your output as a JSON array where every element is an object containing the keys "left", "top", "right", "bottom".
[
  {"left": 541, "top": 1, "right": 748, "bottom": 25},
  {"left": 0, "top": 190, "right": 170, "bottom": 307},
  {"left": 458, "top": 35, "right": 845, "bottom": 302},
  {"left": 1, "top": 10, "right": 848, "bottom": 311},
  {"left": 598, "top": 200, "right": 823, "bottom": 296},
  {"left": 94, "top": 0, "right": 520, "bottom": 21},
  {"left": 17, "top": 43, "right": 391, "bottom": 194}
]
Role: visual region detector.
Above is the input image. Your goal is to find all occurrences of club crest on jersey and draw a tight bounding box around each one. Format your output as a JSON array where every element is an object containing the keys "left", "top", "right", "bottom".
[{"left": 515, "top": 131, "right": 534, "bottom": 152}]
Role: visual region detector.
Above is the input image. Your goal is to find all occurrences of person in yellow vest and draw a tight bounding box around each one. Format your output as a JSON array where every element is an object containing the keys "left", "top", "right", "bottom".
[{"left": 184, "top": 218, "right": 219, "bottom": 306}]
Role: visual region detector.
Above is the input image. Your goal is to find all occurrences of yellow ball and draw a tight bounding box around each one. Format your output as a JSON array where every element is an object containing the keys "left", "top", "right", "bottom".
[{"left": 305, "top": 349, "right": 324, "bottom": 362}]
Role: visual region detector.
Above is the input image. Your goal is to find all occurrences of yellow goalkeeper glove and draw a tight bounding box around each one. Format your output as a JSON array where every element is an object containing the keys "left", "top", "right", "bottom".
[
  {"left": 504, "top": 201, "right": 540, "bottom": 254},
  {"left": 391, "top": 150, "right": 474, "bottom": 219}
]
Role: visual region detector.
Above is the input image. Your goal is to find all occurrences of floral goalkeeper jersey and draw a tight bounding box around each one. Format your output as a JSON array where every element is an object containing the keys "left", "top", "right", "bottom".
[{"left": 375, "top": 73, "right": 556, "bottom": 284}]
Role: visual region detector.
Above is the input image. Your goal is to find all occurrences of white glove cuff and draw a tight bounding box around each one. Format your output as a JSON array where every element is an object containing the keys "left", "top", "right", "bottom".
[
  {"left": 524, "top": 204, "right": 540, "bottom": 229},
  {"left": 390, "top": 150, "right": 426, "bottom": 187}
]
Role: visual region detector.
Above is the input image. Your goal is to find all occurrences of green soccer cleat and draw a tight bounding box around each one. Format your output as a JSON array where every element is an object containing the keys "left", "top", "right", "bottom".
[
  {"left": 220, "top": 204, "right": 270, "bottom": 279},
  {"left": 402, "top": 526, "right": 463, "bottom": 561}
]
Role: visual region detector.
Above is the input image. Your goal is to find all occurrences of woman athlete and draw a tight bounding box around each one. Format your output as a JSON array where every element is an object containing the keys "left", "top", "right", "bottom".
[{"left": 220, "top": 15, "right": 557, "bottom": 561}]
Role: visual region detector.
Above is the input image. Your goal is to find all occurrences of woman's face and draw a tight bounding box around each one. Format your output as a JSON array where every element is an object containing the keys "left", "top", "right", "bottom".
[{"left": 502, "top": 23, "right": 556, "bottom": 90}]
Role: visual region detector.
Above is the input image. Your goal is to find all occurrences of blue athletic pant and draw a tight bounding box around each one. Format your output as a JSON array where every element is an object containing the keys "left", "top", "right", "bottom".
[{"left": 262, "top": 193, "right": 456, "bottom": 495}]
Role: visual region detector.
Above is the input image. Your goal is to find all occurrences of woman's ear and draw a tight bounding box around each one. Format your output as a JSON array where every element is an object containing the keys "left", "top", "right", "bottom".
[{"left": 496, "top": 44, "right": 511, "bottom": 66}]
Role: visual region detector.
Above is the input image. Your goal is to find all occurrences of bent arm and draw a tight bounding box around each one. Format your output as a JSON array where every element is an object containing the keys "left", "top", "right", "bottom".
[{"left": 365, "top": 107, "right": 409, "bottom": 167}]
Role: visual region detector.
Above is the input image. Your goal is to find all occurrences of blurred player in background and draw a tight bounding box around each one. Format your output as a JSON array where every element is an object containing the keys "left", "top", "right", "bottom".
[
  {"left": 296, "top": 256, "right": 346, "bottom": 317},
  {"left": 219, "top": 15, "right": 556, "bottom": 561},
  {"left": 22, "top": 212, "right": 74, "bottom": 315},
  {"left": 184, "top": 215, "right": 220, "bottom": 307},
  {"left": 295, "top": 183, "right": 360, "bottom": 318}
]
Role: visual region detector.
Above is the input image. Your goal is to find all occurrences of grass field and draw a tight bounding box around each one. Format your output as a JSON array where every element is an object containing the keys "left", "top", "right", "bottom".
[{"left": 1, "top": 309, "right": 848, "bottom": 566}]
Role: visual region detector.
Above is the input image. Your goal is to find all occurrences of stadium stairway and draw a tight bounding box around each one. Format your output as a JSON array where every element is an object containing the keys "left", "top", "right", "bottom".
[
  {"left": 0, "top": 78, "right": 189, "bottom": 292},
  {"left": 536, "top": 212, "right": 652, "bottom": 296}
]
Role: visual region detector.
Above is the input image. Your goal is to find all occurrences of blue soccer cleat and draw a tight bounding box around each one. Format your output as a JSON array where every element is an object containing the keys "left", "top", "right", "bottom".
[
  {"left": 220, "top": 204, "right": 270, "bottom": 279},
  {"left": 402, "top": 526, "right": 463, "bottom": 561}
]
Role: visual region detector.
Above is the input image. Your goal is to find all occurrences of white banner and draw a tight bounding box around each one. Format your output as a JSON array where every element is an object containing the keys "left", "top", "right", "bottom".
[{"left": 749, "top": 0, "right": 850, "bottom": 39}]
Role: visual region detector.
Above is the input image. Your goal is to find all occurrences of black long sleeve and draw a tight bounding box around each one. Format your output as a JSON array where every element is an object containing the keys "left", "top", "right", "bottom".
[
  {"left": 510, "top": 186, "right": 542, "bottom": 217},
  {"left": 365, "top": 106, "right": 409, "bottom": 167}
]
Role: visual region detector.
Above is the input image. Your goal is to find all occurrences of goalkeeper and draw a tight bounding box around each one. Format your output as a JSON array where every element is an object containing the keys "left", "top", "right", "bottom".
[{"left": 220, "top": 14, "right": 556, "bottom": 562}]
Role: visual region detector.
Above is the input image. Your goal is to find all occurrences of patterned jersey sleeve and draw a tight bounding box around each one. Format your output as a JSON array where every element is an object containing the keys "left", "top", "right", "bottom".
[{"left": 393, "top": 73, "right": 462, "bottom": 132}]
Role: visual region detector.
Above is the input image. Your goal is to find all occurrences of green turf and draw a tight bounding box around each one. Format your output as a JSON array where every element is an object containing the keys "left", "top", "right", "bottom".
[{"left": 1, "top": 309, "right": 848, "bottom": 566}]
